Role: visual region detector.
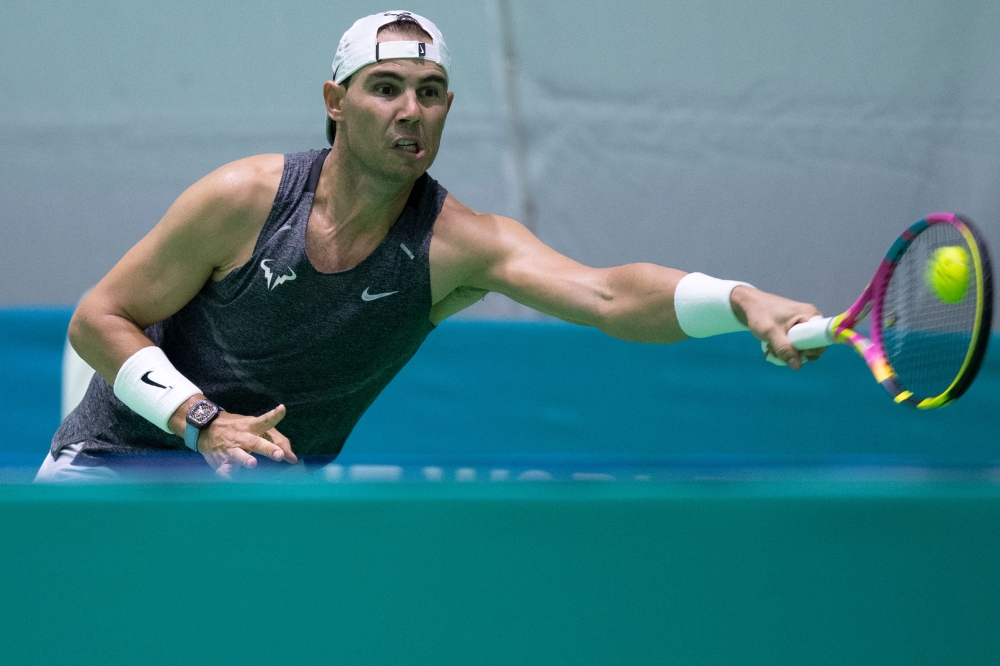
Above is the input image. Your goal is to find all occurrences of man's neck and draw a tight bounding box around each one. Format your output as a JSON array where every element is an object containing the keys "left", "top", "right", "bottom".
[{"left": 312, "top": 144, "right": 416, "bottom": 241}]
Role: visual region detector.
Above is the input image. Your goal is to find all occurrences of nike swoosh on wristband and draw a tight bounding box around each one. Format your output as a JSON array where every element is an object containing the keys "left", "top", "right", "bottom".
[
  {"left": 140, "top": 371, "right": 172, "bottom": 390},
  {"left": 361, "top": 288, "right": 399, "bottom": 301}
]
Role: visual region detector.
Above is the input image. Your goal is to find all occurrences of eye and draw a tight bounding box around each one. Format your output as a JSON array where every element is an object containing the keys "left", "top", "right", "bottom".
[
  {"left": 374, "top": 84, "right": 395, "bottom": 95},
  {"left": 418, "top": 87, "right": 441, "bottom": 98}
]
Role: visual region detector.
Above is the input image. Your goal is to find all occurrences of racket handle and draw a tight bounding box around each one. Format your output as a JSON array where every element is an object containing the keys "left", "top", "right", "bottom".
[{"left": 787, "top": 316, "right": 835, "bottom": 350}]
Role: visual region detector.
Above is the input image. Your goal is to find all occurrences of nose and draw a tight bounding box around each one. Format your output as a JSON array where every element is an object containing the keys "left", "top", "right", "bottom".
[{"left": 396, "top": 89, "right": 421, "bottom": 126}]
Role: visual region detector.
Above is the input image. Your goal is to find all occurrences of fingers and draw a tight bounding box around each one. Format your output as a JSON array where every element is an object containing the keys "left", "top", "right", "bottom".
[
  {"left": 764, "top": 341, "right": 824, "bottom": 366},
  {"left": 241, "top": 432, "right": 286, "bottom": 462},
  {"left": 265, "top": 429, "right": 298, "bottom": 464},
  {"left": 740, "top": 289, "right": 825, "bottom": 370},
  {"left": 780, "top": 309, "right": 827, "bottom": 369},
  {"left": 197, "top": 405, "right": 297, "bottom": 476},
  {"left": 229, "top": 447, "right": 257, "bottom": 468},
  {"left": 768, "top": 333, "right": 803, "bottom": 370},
  {"left": 250, "top": 404, "right": 286, "bottom": 434},
  {"left": 208, "top": 447, "right": 257, "bottom": 481},
  {"left": 762, "top": 340, "right": 788, "bottom": 366},
  {"left": 762, "top": 309, "right": 827, "bottom": 369}
]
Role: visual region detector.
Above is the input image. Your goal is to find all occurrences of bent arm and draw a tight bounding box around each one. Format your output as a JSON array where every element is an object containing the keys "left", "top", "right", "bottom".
[{"left": 69, "top": 157, "right": 275, "bottom": 432}]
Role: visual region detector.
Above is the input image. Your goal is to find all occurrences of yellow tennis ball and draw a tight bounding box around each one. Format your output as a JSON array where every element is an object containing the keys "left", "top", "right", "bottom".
[{"left": 925, "top": 246, "right": 971, "bottom": 304}]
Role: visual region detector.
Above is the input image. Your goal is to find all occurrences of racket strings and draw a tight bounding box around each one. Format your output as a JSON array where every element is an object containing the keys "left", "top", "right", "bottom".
[{"left": 881, "top": 223, "right": 979, "bottom": 399}]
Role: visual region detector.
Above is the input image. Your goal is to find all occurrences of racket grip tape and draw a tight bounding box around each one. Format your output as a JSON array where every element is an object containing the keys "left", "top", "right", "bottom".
[{"left": 787, "top": 316, "right": 835, "bottom": 350}]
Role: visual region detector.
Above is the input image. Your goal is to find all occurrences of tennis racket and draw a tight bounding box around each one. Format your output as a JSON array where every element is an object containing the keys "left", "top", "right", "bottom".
[{"left": 769, "top": 212, "right": 993, "bottom": 409}]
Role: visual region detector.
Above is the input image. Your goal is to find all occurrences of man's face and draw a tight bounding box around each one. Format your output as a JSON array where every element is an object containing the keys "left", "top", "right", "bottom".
[{"left": 327, "top": 38, "right": 453, "bottom": 181}]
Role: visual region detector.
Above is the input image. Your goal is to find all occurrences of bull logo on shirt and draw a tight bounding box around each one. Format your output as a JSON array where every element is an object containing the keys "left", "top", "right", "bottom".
[{"left": 260, "top": 260, "right": 297, "bottom": 291}]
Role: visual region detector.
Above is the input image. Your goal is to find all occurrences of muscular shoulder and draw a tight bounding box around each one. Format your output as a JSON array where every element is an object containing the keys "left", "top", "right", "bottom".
[
  {"left": 155, "top": 154, "right": 284, "bottom": 276},
  {"left": 429, "top": 194, "right": 530, "bottom": 303},
  {"left": 432, "top": 196, "right": 518, "bottom": 269},
  {"left": 187, "top": 154, "right": 284, "bottom": 230}
]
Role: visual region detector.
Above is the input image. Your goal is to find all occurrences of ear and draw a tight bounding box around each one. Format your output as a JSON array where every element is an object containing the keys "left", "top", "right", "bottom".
[
  {"left": 446, "top": 90, "right": 455, "bottom": 112},
  {"left": 323, "top": 80, "right": 348, "bottom": 123}
]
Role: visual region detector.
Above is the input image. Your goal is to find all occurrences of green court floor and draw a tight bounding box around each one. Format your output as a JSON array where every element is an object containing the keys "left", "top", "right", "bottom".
[{"left": 2, "top": 480, "right": 999, "bottom": 665}]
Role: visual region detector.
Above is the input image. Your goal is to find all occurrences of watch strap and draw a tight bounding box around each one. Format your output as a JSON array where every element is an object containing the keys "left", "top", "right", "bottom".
[{"left": 184, "top": 422, "right": 200, "bottom": 452}]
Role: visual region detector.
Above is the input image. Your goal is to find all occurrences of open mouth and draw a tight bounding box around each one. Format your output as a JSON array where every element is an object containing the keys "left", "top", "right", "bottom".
[{"left": 393, "top": 139, "right": 423, "bottom": 156}]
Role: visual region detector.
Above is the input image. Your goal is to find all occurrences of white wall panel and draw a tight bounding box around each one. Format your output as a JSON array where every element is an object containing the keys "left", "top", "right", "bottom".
[{"left": 1, "top": 0, "right": 997, "bottom": 320}]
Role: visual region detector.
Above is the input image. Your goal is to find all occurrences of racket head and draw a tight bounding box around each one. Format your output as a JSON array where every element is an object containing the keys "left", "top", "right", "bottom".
[{"left": 865, "top": 213, "right": 993, "bottom": 408}]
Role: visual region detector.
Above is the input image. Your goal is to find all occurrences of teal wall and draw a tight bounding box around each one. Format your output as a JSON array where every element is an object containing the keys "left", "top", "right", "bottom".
[
  {"left": 2, "top": 1, "right": 999, "bottom": 316},
  {"left": 1, "top": 481, "right": 998, "bottom": 665}
]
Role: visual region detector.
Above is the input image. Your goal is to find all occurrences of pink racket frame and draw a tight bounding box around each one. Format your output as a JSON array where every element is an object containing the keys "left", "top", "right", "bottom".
[{"left": 830, "top": 212, "right": 991, "bottom": 409}]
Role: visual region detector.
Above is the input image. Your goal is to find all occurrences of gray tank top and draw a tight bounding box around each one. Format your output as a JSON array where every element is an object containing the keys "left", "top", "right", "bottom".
[{"left": 53, "top": 149, "right": 444, "bottom": 467}]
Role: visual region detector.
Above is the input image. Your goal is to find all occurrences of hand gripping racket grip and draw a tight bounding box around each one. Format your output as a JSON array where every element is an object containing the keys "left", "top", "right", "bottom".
[{"left": 787, "top": 315, "right": 835, "bottom": 350}]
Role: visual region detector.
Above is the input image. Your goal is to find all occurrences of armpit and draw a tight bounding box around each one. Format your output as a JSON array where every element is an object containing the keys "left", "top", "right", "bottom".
[
  {"left": 429, "top": 285, "right": 490, "bottom": 324},
  {"left": 453, "top": 286, "right": 489, "bottom": 298}
]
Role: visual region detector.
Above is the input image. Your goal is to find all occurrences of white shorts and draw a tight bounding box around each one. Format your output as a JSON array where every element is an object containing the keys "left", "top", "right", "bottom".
[
  {"left": 34, "top": 442, "right": 121, "bottom": 483},
  {"left": 34, "top": 442, "right": 314, "bottom": 483}
]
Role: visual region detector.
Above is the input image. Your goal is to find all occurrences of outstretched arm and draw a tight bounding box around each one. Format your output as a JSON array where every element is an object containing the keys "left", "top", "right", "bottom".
[{"left": 430, "top": 201, "right": 821, "bottom": 368}]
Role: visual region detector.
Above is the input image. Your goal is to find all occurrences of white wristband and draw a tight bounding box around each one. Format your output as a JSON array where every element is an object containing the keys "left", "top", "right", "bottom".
[
  {"left": 673, "top": 272, "right": 753, "bottom": 338},
  {"left": 113, "top": 346, "right": 201, "bottom": 433}
]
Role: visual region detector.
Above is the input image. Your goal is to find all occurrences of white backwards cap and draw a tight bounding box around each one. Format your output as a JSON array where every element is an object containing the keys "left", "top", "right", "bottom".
[
  {"left": 327, "top": 11, "right": 451, "bottom": 144},
  {"left": 332, "top": 10, "right": 451, "bottom": 84}
]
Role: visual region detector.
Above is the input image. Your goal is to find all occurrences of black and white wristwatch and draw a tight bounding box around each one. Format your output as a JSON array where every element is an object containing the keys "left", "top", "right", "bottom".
[{"left": 184, "top": 398, "right": 222, "bottom": 451}]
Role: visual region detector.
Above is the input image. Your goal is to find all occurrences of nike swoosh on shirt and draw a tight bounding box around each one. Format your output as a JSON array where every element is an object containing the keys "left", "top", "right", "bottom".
[
  {"left": 140, "top": 371, "right": 171, "bottom": 390},
  {"left": 361, "top": 288, "right": 399, "bottom": 302}
]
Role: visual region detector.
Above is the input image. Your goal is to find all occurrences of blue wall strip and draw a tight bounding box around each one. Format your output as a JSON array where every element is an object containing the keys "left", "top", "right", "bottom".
[{"left": 2, "top": 308, "right": 997, "bottom": 466}]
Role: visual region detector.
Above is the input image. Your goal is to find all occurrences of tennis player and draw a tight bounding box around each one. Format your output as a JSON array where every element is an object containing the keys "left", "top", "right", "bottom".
[{"left": 38, "top": 11, "right": 822, "bottom": 482}]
